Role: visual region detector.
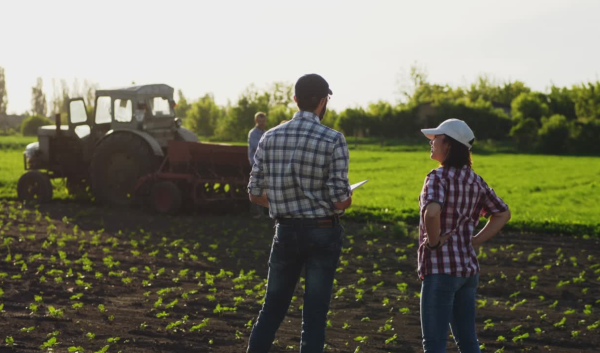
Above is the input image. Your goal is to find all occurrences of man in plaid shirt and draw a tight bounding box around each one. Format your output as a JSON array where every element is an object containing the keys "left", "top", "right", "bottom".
[{"left": 246, "top": 74, "right": 352, "bottom": 353}]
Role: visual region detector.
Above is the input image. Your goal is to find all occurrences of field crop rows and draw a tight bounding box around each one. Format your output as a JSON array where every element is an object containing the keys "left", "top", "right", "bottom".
[{"left": 0, "top": 201, "right": 599, "bottom": 352}]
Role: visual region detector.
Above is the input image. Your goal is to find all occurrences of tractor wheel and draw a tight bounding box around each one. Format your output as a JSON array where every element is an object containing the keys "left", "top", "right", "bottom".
[
  {"left": 90, "top": 133, "right": 159, "bottom": 206},
  {"left": 150, "top": 181, "right": 182, "bottom": 214},
  {"left": 17, "top": 170, "right": 53, "bottom": 203}
]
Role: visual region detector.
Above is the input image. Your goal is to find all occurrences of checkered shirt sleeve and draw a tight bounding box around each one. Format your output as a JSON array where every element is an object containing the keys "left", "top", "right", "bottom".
[
  {"left": 419, "top": 171, "right": 446, "bottom": 209},
  {"left": 479, "top": 179, "right": 509, "bottom": 218}
]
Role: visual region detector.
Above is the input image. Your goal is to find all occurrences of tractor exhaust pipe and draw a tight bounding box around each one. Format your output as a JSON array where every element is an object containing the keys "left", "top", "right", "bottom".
[{"left": 55, "top": 113, "right": 61, "bottom": 136}]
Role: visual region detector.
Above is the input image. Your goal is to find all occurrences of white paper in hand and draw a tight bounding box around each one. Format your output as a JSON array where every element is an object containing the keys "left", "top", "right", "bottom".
[{"left": 350, "top": 180, "right": 369, "bottom": 191}]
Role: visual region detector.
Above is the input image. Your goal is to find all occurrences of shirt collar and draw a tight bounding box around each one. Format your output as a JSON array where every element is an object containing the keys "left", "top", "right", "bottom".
[{"left": 293, "top": 111, "right": 321, "bottom": 124}]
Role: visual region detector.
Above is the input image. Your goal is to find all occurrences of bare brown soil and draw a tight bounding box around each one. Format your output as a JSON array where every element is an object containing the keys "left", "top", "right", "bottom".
[{"left": 0, "top": 200, "right": 598, "bottom": 352}]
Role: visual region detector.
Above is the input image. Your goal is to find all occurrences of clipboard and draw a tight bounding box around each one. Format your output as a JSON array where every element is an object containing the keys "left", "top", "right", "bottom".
[{"left": 350, "top": 179, "right": 369, "bottom": 191}]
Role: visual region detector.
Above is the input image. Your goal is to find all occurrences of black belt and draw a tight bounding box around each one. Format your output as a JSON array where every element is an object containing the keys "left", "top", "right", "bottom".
[{"left": 275, "top": 216, "right": 339, "bottom": 228}]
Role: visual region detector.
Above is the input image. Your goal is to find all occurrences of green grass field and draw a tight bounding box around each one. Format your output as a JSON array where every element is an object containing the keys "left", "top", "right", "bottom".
[
  {"left": 1, "top": 135, "right": 599, "bottom": 235},
  {"left": 347, "top": 150, "right": 600, "bottom": 235}
]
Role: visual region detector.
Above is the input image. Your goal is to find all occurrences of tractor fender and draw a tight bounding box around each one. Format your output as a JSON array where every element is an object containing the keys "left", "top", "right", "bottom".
[
  {"left": 98, "top": 129, "right": 164, "bottom": 157},
  {"left": 176, "top": 127, "right": 199, "bottom": 142}
]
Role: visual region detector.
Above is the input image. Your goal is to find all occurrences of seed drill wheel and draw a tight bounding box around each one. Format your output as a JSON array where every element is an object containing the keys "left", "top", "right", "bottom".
[
  {"left": 17, "top": 170, "right": 53, "bottom": 203},
  {"left": 150, "top": 181, "right": 182, "bottom": 214},
  {"left": 90, "top": 133, "right": 159, "bottom": 206}
]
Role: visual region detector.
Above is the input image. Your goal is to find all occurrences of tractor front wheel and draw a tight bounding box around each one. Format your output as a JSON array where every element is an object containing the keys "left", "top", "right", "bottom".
[
  {"left": 150, "top": 181, "right": 182, "bottom": 214},
  {"left": 17, "top": 170, "right": 53, "bottom": 203}
]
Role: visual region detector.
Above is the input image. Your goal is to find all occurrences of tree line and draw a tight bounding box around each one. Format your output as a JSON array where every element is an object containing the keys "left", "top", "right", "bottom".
[
  {"left": 176, "top": 67, "right": 600, "bottom": 155},
  {"left": 2, "top": 64, "right": 599, "bottom": 155}
]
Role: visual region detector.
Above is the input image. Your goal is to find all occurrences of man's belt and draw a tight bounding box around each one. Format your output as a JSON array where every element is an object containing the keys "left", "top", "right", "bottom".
[{"left": 275, "top": 216, "right": 339, "bottom": 228}]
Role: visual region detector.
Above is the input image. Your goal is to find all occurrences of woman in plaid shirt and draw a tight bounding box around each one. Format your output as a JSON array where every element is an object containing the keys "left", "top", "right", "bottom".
[{"left": 418, "top": 119, "right": 511, "bottom": 353}]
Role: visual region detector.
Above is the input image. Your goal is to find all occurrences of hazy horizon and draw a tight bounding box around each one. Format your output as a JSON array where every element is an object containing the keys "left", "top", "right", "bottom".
[{"left": 1, "top": 0, "right": 599, "bottom": 115}]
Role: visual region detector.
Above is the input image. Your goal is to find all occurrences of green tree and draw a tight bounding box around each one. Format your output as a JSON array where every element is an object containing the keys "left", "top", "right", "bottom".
[
  {"left": 547, "top": 85, "right": 576, "bottom": 120},
  {"left": 21, "top": 115, "right": 52, "bottom": 136},
  {"left": 367, "top": 101, "right": 394, "bottom": 143},
  {"left": 467, "top": 76, "right": 530, "bottom": 105},
  {"left": 511, "top": 92, "right": 550, "bottom": 123},
  {"left": 321, "top": 109, "right": 339, "bottom": 129},
  {"left": 570, "top": 119, "right": 600, "bottom": 154},
  {"left": 266, "top": 105, "right": 295, "bottom": 129},
  {"left": 268, "top": 81, "right": 294, "bottom": 108},
  {"left": 175, "top": 89, "right": 191, "bottom": 119},
  {"left": 185, "top": 93, "right": 222, "bottom": 137},
  {"left": 31, "top": 77, "right": 47, "bottom": 117},
  {"left": 538, "top": 114, "right": 572, "bottom": 154},
  {"left": 336, "top": 107, "right": 367, "bottom": 138},
  {"left": 215, "top": 84, "right": 270, "bottom": 141},
  {"left": 571, "top": 81, "right": 600, "bottom": 120},
  {"left": 510, "top": 118, "right": 538, "bottom": 150},
  {"left": 0, "top": 66, "right": 7, "bottom": 115}
]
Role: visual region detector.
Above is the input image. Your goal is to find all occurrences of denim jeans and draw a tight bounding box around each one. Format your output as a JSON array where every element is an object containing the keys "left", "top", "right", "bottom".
[
  {"left": 247, "top": 223, "right": 344, "bottom": 353},
  {"left": 420, "top": 273, "right": 481, "bottom": 353}
]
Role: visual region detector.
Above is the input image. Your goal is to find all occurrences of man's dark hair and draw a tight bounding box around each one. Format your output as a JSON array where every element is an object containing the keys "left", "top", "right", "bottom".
[
  {"left": 442, "top": 135, "right": 473, "bottom": 168},
  {"left": 296, "top": 97, "right": 322, "bottom": 112}
]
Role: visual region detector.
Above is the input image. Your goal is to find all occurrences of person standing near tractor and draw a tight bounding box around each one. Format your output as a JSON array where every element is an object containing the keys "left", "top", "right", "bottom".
[
  {"left": 248, "top": 112, "right": 268, "bottom": 218},
  {"left": 246, "top": 73, "right": 352, "bottom": 353},
  {"left": 248, "top": 112, "right": 267, "bottom": 166},
  {"left": 417, "top": 119, "right": 511, "bottom": 352}
]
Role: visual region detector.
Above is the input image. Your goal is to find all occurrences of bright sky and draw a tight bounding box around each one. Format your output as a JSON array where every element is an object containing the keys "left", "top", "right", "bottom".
[{"left": 1, "top": 0, "right": 599, "bottom": 115}]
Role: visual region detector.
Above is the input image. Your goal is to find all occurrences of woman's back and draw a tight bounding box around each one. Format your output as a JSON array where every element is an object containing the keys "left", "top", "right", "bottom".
[{"left": 417, "top": 165, "right": 508, "bottom": 278}]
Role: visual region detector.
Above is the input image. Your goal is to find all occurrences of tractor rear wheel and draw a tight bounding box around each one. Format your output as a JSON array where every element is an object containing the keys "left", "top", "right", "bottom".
[
  {"left": 90, "top": 133, "right": 159, "bottom": 206},
  {"left": 150, "top": 181, "right": 182, "bottom": 214},
  {"left": 17, "top": 170, "right": 53, "bottom": 203}
]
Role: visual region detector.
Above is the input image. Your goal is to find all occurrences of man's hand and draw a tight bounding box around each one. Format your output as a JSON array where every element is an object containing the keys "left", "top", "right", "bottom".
[
  {"left": 333, "top": 194, "right": 352, "bottom": 210},
  {"left": 249, "top": 191, "right": 269, "bottom": 208}
]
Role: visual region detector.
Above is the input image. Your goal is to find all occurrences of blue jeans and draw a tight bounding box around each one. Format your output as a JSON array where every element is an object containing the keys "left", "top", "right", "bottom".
[
  {"left": 420, "top": 273, "right": 481, "bottom": 353},
  {"left": 247, "top": 223, "right": 344, "bottom": 353}
]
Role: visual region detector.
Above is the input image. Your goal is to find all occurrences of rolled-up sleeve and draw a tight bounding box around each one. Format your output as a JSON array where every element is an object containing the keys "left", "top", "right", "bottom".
[
  {"left": 480, "top": 181, "right": 509, "bottom": 218},
  {"left": 248, "top": 134, "right": 268, "bottom": 197},
  {"left": 326, "top": 134, "right": 351, "bottom": 203},
  {"left": 420, "top": 172, "right": 446, "bottom": 209}
]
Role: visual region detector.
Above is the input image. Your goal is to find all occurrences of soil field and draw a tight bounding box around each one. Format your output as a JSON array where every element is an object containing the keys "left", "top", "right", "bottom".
[{"left": 0, "top": 200, "right": 599, "bottom": 352}]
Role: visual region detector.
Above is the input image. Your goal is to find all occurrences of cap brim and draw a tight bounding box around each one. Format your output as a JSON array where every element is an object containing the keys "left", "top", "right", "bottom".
[
  {"left": 421, "top": 128, "right": 441, "bottom": 140},
  {"left": 328, "top": 88, "right": 333, "bottom": 95}
]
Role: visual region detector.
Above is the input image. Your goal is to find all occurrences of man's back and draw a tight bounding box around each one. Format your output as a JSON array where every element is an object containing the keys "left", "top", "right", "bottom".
[{"left": 248, "top": 111, "right": 350, "bottom": 218}]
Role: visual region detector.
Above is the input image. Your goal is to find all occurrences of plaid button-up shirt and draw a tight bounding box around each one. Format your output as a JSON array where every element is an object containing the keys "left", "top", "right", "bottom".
[
  {"left": 417, "top": 166, "right": 509, "bottom": 279},
  {"left": 248, "top": 111, "right": 351, "bottom": 218}
]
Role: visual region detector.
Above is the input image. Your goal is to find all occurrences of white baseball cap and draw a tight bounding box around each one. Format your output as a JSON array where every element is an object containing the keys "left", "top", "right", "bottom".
[{"left": 421, "top": 119, "right": 475, "bottom": 149}]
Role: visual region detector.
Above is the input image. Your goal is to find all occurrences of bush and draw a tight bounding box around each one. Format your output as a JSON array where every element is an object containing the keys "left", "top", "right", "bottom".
[
  {"left": 21, "top": 115, "right": 52, "bottom": 136},
  {"left": 426, "top": 100, "right": 512, "bottom": 140},
  {"left": 510, "top": 118, "right": 539, "bottom": 150},
  {"left": 538, "top": 114, "right": 571, "bottom": 154},
  {"left": 184, "top": 94, "right": 223, "bottom": 137},
  {"left": 511, "top": 92, "right": 550, "bottom": 122},
  {"left": 570, "top": 119, "right": 600, "bottom": 155},
  {"left": 336, "top": 107, "right": 367, "bottom": 136},
  {"left": 266, "top": 105, "right": 295, "bottom": 129}
]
